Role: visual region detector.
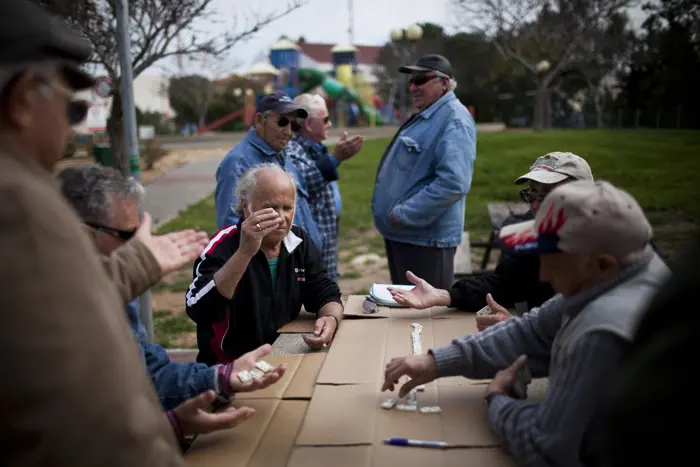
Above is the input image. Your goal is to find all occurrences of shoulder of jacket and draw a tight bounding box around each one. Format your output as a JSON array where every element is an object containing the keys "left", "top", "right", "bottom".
[{"left": 200, "top": 224, "right": 240, "bottom": 258}]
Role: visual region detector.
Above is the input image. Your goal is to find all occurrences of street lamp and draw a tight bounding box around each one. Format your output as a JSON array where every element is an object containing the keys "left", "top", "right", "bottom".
[{"left": 389, "top": 23, "right": 423, "bottom": 122}]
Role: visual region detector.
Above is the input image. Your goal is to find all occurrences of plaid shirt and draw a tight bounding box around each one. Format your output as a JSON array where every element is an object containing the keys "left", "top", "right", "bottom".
[{"left": 286, "top": 134, "right": 339, "bottom": 279}]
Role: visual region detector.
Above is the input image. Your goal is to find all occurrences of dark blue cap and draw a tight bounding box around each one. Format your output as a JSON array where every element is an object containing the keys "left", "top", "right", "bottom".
[{"left": 256, "top": 92, "right": 308, "bottom": 118}]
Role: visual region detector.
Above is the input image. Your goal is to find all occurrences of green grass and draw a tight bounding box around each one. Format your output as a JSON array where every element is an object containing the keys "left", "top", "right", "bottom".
[
  {"left": 153, "top": 309, "right": 197, "bottom": 348},
  {"left": 158, "top": 130, "right": 700, "bottom": 256}
]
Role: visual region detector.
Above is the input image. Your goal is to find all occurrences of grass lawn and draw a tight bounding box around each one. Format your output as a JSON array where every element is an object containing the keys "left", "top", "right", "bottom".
[{"left": 159, "top": 129, "right": 700, "bottom": 260}]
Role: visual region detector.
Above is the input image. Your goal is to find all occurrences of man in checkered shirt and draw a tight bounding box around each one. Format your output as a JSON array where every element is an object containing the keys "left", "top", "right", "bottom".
[{"left": 286, "top": 93, "right": 364, "bottom": 279}]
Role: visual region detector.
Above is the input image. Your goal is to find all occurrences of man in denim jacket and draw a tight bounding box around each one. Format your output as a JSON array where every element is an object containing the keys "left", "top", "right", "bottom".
[
  {"left": 372, "top": 54, "right": 476, "bottom": 289},
  {"left": 214, "top": 92, "right": 323, "bottom": 249}
]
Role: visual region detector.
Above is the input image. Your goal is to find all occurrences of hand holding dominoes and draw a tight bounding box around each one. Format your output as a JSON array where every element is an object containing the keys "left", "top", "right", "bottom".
[
  {"left": 381, "top": 354, "right": 437, "bottom": 398},
  {"left": 475, "top": 293, "right": 512, "bottom": 331},
  {"left": 231, "top": 344, "right": 286, "bottom": 392}
]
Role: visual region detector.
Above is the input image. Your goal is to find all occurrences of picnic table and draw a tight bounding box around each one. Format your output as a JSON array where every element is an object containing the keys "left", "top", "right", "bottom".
[{"left": 183, "top": 295, "right": 546, "bottom": 467}]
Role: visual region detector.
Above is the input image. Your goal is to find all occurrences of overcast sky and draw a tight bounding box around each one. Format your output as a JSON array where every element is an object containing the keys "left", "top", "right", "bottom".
[
  {"left": 152, "top": 0, "right": 647, "bottom": 77},
  {"left": 159, "top": 0, "right": 454, "bottom": 75}
]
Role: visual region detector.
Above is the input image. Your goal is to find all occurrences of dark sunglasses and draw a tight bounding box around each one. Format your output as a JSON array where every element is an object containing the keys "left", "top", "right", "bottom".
[
  {"left": 519, "top": 188, "right": 548, "bottom": 204},
  {"left": 409, "top": 74, "right": 439, "bottom": 87},
  {"left": 68, "top": 100, "right": 89, "bottom": 125},
  {"left": 274, "top": 116, "right": 291, "bottom": 127},
  {"left": 321, "top": 116, "right": 330, "bottom": 124},
  {"left": 85, "top": 222, "right": 137, "bottom": 241}
]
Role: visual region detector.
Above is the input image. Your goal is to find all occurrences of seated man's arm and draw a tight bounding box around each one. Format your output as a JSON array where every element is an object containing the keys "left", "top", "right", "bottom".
[
  {"left": 185, "top": 227, "right": 244, "bottom": 324},
  {"left": 143, "top": 342, "right": 225, "bottom": 411},
  {"left": 488, "top": 332, "right": 625, "bottom": 467},
  {"left": 430, "top": 297, "right": 563, "bottom": 379},
  {"left": 449, "top": 252, "right": 536, "bottom": 312},
  {"left": 101, "top": 239, "right": 161, "bottom": 305},
  {"left": 301, "top": 232, "right": 343, "bottom": 323}
]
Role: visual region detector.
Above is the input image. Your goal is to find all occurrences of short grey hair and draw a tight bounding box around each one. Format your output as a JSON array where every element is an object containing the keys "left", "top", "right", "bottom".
[
  {"left": 294, "top": 93, "right": 327, "bottom": 118},
  {"left": 57, "top": 163, "right": 143, "bottom": 225},
  {"left": 234, "top": 163, "right": 297, "bottom": 216}
]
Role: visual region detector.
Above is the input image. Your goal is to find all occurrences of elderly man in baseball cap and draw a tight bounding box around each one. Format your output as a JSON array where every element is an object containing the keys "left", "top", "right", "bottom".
[
  {"left": 390, "top": 152, "right": 594, "bottom": 325},
  {"left": 382, "top": 180, "right": 670, "bottom": 467},
  {"left": 214, "top": 91, "right": 325, "bottom": 249}
]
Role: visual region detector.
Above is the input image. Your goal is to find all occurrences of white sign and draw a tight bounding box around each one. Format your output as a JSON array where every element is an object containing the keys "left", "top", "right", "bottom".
[
  {"left": 139, "top": 125, "right": 155, "bottom": 140},
  {"left": 94, "top": 77, "right": 112, "bottom": 98}
]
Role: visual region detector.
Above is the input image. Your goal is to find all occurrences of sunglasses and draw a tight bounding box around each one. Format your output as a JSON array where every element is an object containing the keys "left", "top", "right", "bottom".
[
  {"left": 86, "top": 222, "right": 137, "bottom": 241},
  {"left": 266, "top": 115, "right": 291, "bottom": 127},
  {"left": 409, "top": 74, "right": 440, "bottom": 87},
  {"left": 68, "top": 100, "right": 89, "bottom": 125},
  {"left": 519, "top": 188, "right": 548, "bottom": 204}
]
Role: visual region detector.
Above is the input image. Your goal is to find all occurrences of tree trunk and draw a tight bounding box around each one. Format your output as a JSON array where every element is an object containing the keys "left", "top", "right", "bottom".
[
  {"left": 107, "top": 89, "right": 128, "bottom": 175},
  {"left": 533, "top": 82, "right": 549, "bottom": 131}
]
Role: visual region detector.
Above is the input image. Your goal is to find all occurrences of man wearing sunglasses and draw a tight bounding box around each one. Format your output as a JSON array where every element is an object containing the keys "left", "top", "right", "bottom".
[
  {"left": 286, "top": 93, "right": 365, "bottom": 279},
  {"left": 390, "top": 152, "right": 594, "bottom": 327},
  {"left": 215, "top": 92, "right": 323, "bottom": 250},
  {"left": 372, "top": 54, "right": 476, "bottom": 290},
  {"left": 0, "top": 0, "right": 212, "bottom": 465}
]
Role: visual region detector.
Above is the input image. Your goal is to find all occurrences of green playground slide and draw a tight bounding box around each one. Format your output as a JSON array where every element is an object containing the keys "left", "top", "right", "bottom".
[{"left": 297, "top": 68, "right": 384, "bottom": 125}]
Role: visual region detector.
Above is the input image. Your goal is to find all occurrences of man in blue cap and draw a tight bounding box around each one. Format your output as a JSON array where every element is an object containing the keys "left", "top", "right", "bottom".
[{"left": 214, "top": 92, "right": 323, "bottom": 248}]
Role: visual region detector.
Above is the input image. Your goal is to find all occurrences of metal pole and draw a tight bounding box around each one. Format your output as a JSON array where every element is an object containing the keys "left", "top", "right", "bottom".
[{"left": 115, "top": 0, "right": 154, "bottom": 342}]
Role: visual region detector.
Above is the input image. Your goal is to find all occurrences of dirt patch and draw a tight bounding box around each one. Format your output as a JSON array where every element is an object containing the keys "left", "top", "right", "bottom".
[{"left": 151, "top": 291, "right": 186, "bottom": 316}]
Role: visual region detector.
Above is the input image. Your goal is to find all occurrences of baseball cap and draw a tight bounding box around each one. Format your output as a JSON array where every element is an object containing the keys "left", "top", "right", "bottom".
[
  {"left": 0, "top": 0, "right": 95, "bottom": 90},
  {"left": 515, "top": 152, "right": 593, "bottom": 185},
  {"left": 399, "top": 54, "right": 453, "bottom": 77},
  {"left": 499, "top": 180, "right": 652, "bottom": 257},
  {"left": 256, "top": 92, "right": 308, "bottom": 118}
]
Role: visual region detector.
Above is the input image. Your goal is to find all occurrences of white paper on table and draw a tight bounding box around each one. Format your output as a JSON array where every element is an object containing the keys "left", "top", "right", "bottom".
[{"left": 369, "top": 283, "right": 415, "bottom": 307}]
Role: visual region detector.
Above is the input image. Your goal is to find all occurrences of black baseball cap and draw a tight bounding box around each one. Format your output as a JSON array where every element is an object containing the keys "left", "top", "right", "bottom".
[
  {"left": 256, "top": 92, "right": 308, "bottom": 118},
  {"left": 399, "top": 54, "right": 453, "bottom": 78},
  {"left": 0, "top": 0, "right": 95, "bottom": 90}
]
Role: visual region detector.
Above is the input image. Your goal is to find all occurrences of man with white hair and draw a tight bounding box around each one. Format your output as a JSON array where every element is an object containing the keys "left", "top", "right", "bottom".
[
  {"left": 187, "top": 163, "right": 343, "bottom": 364},
  {"left": 372, "top": 54, "right": 476, "bottom": 289},
  {"left": 286, "top": 92, "right": 364, "bottom": 278},
  {"left": 382, "top": 180, "right": 670, "bottom": 467}
]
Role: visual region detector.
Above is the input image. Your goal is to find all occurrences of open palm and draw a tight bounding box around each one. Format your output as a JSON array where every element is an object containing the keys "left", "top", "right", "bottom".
[{"left": 388, "top": 271, "right": 441, "bottom": 309}]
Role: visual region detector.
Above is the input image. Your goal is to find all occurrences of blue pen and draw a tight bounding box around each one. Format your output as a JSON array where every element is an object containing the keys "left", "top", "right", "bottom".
[{"left": 384, "top": 438, "right": 449, "bottom": 449}]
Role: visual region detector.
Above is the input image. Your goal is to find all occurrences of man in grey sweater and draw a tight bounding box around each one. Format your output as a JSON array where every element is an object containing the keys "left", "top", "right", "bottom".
[{"left": 382, "top": 180, "right": 671, "bottom": 467}]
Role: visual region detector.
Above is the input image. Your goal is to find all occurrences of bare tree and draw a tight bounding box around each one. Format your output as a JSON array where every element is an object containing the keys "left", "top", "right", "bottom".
[
  {"left": 40, "top": 0, "right": 305, "bottom": 171},
  {"left": 452, "top": 0, "right": 633, "bottom": 130}
]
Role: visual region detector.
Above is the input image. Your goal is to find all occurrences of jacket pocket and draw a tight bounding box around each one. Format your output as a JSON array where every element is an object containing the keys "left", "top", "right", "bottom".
[{"left": 394, "top": 136, "right": 423, "bottom": 171}]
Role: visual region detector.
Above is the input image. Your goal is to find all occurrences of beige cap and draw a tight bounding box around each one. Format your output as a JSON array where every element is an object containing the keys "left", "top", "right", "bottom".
[
  {"left": 499, "top": 180, "right": 652, "bottom": 256},
  {"left": 515, "top": 152, "right": 594, "bottom": 185}
]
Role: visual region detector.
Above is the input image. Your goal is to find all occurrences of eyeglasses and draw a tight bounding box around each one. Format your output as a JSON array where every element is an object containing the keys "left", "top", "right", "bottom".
[
  {"left": 519, "top": 188, "right": 548, "bottom": 204},
  {"left": 362, "top": 296, "right": 379, "bottom": 314},
  {"left": 409, "top": 74, "right": 440, "bottom": 87},
  {"left": 38, "top": 79, "right": 89, "bottom": 125},
  {"left": 85, "top": 222, "right": 137, "bottom": 241}
]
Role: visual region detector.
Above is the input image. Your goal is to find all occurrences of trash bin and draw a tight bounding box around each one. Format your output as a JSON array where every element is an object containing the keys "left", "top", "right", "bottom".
[{"left": 92, "top": 144, "right": 113, "bottom": 167}]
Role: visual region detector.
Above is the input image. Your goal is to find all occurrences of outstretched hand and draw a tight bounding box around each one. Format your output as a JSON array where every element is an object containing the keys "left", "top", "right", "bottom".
[
  {"left": 229, "top": 344, "right": 286, "bottom": 392},
  {"left": 174, "top": 390, "right": 255, "bottom": 436},
  {"left": 381, "top": 354, "right": 438, "bottom": 398},
  {"left": 388, "top": 271, "right": 448, "bottom": 309},
  {"left": 135, "top": 212, "right": 209, "bottom": 276}
]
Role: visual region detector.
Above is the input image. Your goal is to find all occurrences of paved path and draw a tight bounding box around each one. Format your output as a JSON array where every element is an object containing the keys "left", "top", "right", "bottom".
[{"left": 145, "top": 123, "right": 505, "bottom": 229}]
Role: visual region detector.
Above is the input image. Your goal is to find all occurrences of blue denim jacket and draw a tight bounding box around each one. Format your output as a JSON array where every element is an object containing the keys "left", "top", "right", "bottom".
[
  {"left": 372, "top": 92, "right": 476, "bottom": 248},
  {"left": 125, "top": 299, "right": 217, "bottom": 411},
  {"left": 214, "top": 128, "right": 323, "bottom": 248}
]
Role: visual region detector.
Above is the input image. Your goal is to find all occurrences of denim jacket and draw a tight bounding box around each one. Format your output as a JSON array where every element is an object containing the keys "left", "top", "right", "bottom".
[
  {"left": 125, "top": 299, "right": 217, "bottom": 411},
  {"left": 372, "top": 91, "right": 476, "bottom": 248},
  {"left": 214, "top": 127, "right": 323, "bottom": 248}
]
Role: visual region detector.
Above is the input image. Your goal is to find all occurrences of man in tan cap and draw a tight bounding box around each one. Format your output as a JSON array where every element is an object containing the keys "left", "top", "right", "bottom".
[
  {"left": 382, "top": 180, "right": 670, "bottom": 467},
  {"left": 390, "top": 152, "right": 593, "bottom": 328}
]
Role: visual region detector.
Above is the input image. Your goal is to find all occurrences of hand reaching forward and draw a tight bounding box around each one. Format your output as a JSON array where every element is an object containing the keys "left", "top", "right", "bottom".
[
  {"left": 239, "top": 208, "right": 283, "bottom": 257},
  {"left": 475, "top": 293, "right": 513, "bottom": 331},
  {"left": 135, "top": 212, "right": 209, "bottom": 276},
  {"left": 485, "top": 355, "right": 528, "bottom": 398},
  {"left": 173, "top": 390, "right": 255, "bottom": 437},
  {"left": 381, "top": 354, "right": 438, "bottom": 398},
  {"left": 228, "top": 344, "right": 286, "bottom": 392},
  {"left": 388, "top": 271, "right": 450, "bottom": 309}
]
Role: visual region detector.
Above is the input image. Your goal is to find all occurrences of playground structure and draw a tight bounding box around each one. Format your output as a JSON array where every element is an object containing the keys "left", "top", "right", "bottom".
[{"left": 200, "top": 38, "right": 389, "bottom": 132}]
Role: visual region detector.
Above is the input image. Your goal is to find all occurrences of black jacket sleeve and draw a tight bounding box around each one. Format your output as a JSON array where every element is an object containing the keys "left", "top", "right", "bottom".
[
  {"left": 300, "top": 228, "right": 342, "bottom": 313},
  {"left": 448, "top": 252, "right": 547, "bottom": 312},
  {"left": 185, "top": 227, "right": 237, "bottom": 324}
]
